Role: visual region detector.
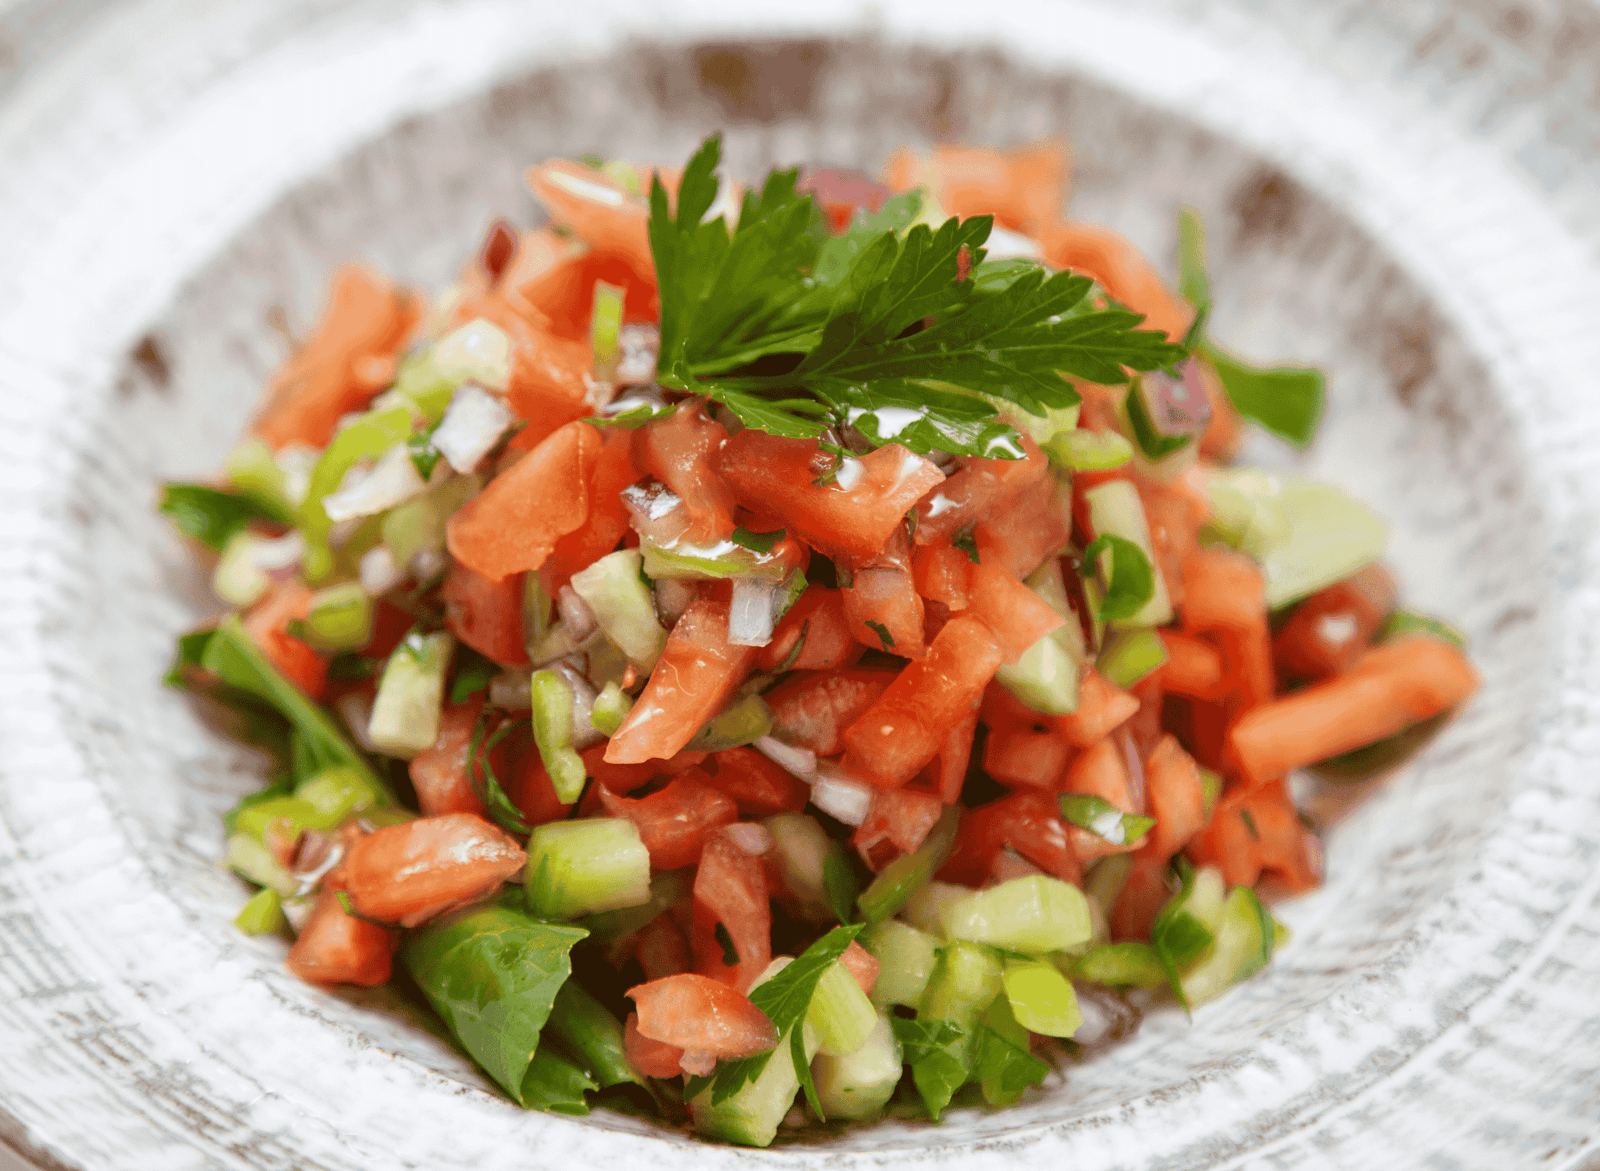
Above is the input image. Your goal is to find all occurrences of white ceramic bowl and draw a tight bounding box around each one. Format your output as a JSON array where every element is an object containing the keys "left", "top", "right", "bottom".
[{"left": 1, "top": 2, "right": 1597, "bottom": 1168}]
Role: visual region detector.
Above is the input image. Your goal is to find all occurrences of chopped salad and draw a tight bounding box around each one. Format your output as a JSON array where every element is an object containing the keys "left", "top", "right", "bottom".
[{"left": 162, "top": 135, "right": 1479, "bottom": 1144}]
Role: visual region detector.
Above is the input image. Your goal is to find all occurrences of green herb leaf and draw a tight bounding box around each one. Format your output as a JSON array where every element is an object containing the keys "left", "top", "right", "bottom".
[
  {"left": 1239, "top": 807, "right": 1261, "bottom": 841},
  {"left": 952, "top": 525, "right": 981, "bottom": 564},
  {"left": 1124, "top": 380, "right": 1192, "bottom": 460},
  {"left": 1201, "top": 343, "right": 1324, "bottom": 449},
  {"left": 521, "top": 1044, "right": 598, "bottom": 1115},
  {"left": 467, "top": 714, "right": 533, "bottom": 837},
  {"left": 704, "top": 924, "right": 865, "bottom": 1105},
  {"left": 1058, "top": 793, "right": 1155, "bottom": 847},
  {"left": 715, "top": 922, "right": 740, "bottom": 967},
  {"left": 972, "top": 1023, "right": 1051, "bottom": 1099},
  {"left": 222, "top": 775, "right": 294, "bottom": 836},
  {"left": 401, "top": 900, "right": 588, "bottom": 1106},
  {"left": 450, "top": 647, "right": 499, "bottom": 704},
  {"left": 1176, "top": 207, "right": 1210, "bottom": 309},
  {"left": 409, "top": 417, "right": 445, "bottom": 480},
  {"left": 821, "top": 842, "right": 860, "bottom": 926},
  {"left": 1080, "top": 534, "right": 1156, "bottom": 621},
  {"left": 546, "top": 980, "right": 644, "bottom": 1091},
  {"left": 792, "top": 1026, "right": 824, "bottom": 1119},
  {"left": 1381, "top": 608, "right": 1468, "bottom": 650},
  {"left": 810, "top": 189, "right": 923, "bottom": 290},
  {"left": 888, "top": 1016, "right": 970, "bottom": 1120},
  {"left": 864, "top": 619, "right": 895, "bottom": 650},
  {"left": 1149, "top": 869, "right": 1214, "bottom": 1013},
  {"left": 730, "top": 526, "right": 786, "bottom": 554},
  {"left": 159, "top": 483, "right": 278, "bottom": 551}
]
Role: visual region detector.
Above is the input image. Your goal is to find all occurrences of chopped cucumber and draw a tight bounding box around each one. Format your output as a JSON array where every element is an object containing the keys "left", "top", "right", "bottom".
[
  {"left": 1095, "top": 626, "right": 1168, "bottom": 689},
  {"left": 1067, "top": 942, "right": 1168, "bottom": 989},
  {"left": 233, "top": 796, "right": 324, "bottom": 842},
  {"left": 234, "top": 887, "right": 287, "bottom": 935},
  {"left": 1047, "top": 428, "right": 1133, "bottom": 471},
  {"left": 212, "top": 534, "right": 270, "bottom": 608},
  {"left": 641, "top": 536, "right": 792, "bottom": 582},
  {"left": 223, "top": 437, "right": 297, "bottom": 520},
  {"left": 223, "top": 833, "right": 296, "bottom": 896},
  {"left": 859, "top": 919, "right": 940, "bottom": 1009},
  {"left": 897, "top": 879, "right": 970, "bottom": 937},
  {"left": 295, "top": 582, "right": 373, "bottom": 652},
  {"left": 807, "top": 959, "right": 878, "bottom": 1058},
  {"left": 941, "top": 876, "right": 1092, "bottom": 956},
  {"left": 380, "top": 473, "right": 479, "bottom": 568},
  {"left": 920, "top": 939, "right": 1004, "bottom": 1034},
  {"left": 1179, "top": 885, "right": 1276, "bottom": 1006},
  {"left": 1083, "top": 853, "right": 1133, "bottom": 920},
  {"left": 765, "top": 813, "right": 832, "bottom": 916},
  {"left": 996, "top": 621, "right": 1083, "bottom": 715},
  {"left": 579, "top": 869, "right": 693, "bottom": 941},
  {"left": 687, "top": 693, "right": 772, "bottom": 752},
  {"left": 368, "top": 631, "right": 453, "bottom": 758},
  {"left": 526, "top": 818, "right": 651, "bottom": 919},
  {"left": 590, "top": 281, "right": 625, "bottom": 381},
  {"left": 858, "top": 806, "right": 961, "bottom": 925},
  {"left": 812, "top": 1012, "right": 902, "bottom": 1120},
  {"left": 569, "top": 549, "right": 668, "bottom": 670},
  {"left": 1001, "top": 957, "right": 1082, "bottom": 1038},
  {"left": 547, "top": 980, "right": 641, "bottom": 1090},
  {"left": 295, "top": 765, "right": 385, "bottom": 826},
  {"left": 392, "top": 319, "right": 512, "bottom": 418},
  {"left": 589, "top": 681, "right": 633, "bottom": 737},
  {"left": 1084, "top": 479, "right": 1172, "bottom": 626},
  {"left": 530, "top": 668, "right": 587, "bottom": 803}
]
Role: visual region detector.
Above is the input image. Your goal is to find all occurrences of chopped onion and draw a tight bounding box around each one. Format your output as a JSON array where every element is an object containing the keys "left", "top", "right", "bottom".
[
  {"left": 810, "top": 765, "right": 873, "bottom": 827},
  {"left": 621, "top": 480, "right": 689, "bottom": 547},
  {"left": 556, "top": 659, "right": 604, "bottom": 750},
  {"left": 615, "top": 324, "right": 660, "bottom": 384},
  {"left": 358, "top": 545, "right": 404, "bottom": 594},
  {"left": 728, "top": 577, "right": 781, "bottom": 647},
  {"left": 489, "top": 668, "right": 533, "bottom": 710},
  {"left": 1114, "top": 729, "right": 1148, "bottom": 815},
  {"left": 250, "top": 530, "right": 306, "bottom": 571},
  {"left": 336, "top": 692, "right": 378, "bottom": 752},
  {"left": 281, "top": 896, "right": 316, "bottom": 934},
  {"left": 432, "top": 384, "right": 514, "bottom": 474},
  {"left": 276, "top": 444, "right": 319, "bottom": 508},
  {"left": 557, "top": 585, "right": 599, "bottom": 641},
  {"left": 653, "top": 577, "right": 697, "bottom": 624},
  {"left": 725, "top": 822, "right": 773, "bottom": 856},
  {"left": 322, "top": 444, "right": 426, "bottom": 522},
  {"left": 411, "top": 548, "right": 447, "bottom": 583},
  {"left": 753, "top": 735, "right": 816, "bottom": 780},
  {"left": 1140, "top": 357, "right": 1213, "bottom": 439},
  {"left": 432, "top": 319, "right": 511, "bottom": 392},
  {"left": 679, "top": 1050, "right": 717, "bottom": 1078}
]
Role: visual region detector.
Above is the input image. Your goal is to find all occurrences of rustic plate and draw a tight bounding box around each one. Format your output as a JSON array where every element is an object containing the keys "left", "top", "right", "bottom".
[{"left": 0, "top": 1, "right": 1596, "bottom": 1168}]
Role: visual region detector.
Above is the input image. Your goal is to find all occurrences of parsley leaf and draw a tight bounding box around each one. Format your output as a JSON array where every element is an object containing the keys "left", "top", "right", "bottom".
[
  {"left": 730, "top": 526, "right": 785, "bottom": 554},
  {"left": 450, "top": 647, "right": 498, "bottom": 704},
  {"left": 1177, "top": 208, "right": 1210, "bottom": 308},
  {"left": 864, "top": 619, "right": 895, "bottom": 650},
  {"left": 889, "top": 1017, "right": 970, "bottom": 1120},
  {"left": 1148, "top": 869, "right": 1215, "bottom": 1013},
  {"left": 409, "top": 418, "right": 445, "bottom": 479},
  {"left": 694, "top": 924, "right": 865, "bottom": 1106},
  {"left": 159, "top": 483, "right": 278, "bottom": 550},
  {"left": 715, "top": 922, "right": 740, "bottom": 966},
  {"left": 973, "top": 1023, "right": 1051, "bottom": 1101},
  {"left": 821, "top": 842, "right": 860, "bottom": 925},
  {"left": 1080, "top": 534, "right": 1156, "bottom": 621},
  {"left": 1058, "top": 793, "right": 1155, "bottom": 847}
]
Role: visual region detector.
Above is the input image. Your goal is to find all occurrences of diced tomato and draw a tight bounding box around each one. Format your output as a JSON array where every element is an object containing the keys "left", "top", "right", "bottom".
[
  {"left": 244, "top": 580, "right": 328, "bottom": 700},
  {"left": 1158, "top": 630, "right": 1226, "bottom": 699},
  {"left": 853, "top": 787, "right": 944, "bottom": 870},
  {"left": 841, "top": 617, "right": 1006, "bottom": 788},
  {"left": 1062, "top": 737, "right": 1132, "bottom": 807},
  {"left": 632, "top": 403, "right": 737, "bottom": 544},
  {"left": 606, "top": 599, "right": 760, "bottom": 764},
  {"left": 410, "top": 694, "right": 491, "bottom": 818},
  {"left": 1055, "top": 670, "right": 1139, "bottom": 747},
  {"left": 539, "top": 426, "right": 640, "bottom": 597},
  {"left": 765, "top": 668, "right": 897, "bottom": 757},
  {"left": 628, "top": 972, "right": 778, "bottom": 1057},
  {"left": 1127, "top": 675, "right": 1166, "bottom": 757},
  {"left": 506, "top": 746, "right": 573, "bottom": 827},
  {"left": 340, "top": 813, "right": 526, "bottom": 927},
  {"left": 1036, "top": 222, "right": 1194, "bottom": 342},
  {"left": 938, "top": 789, "right": 1080, "bottom": 886},
  {"left": 1272, "top": 563, "right": 1398, "bottom": 681},
  {"left": 1139, "top": 481, "right": 1204, "bottom": 612},
  {"left": 911, "top": 537, "right": 972, "bottom": 611},
  {"left": 1108, "top": 849, "right": 1175, "bottom": 942},
  {"left": 598, "top": 771, "right": 738, "bottom": 871},
  {"left": 716, "top": 432, "right": 944, "bottom": 563},
  {"left": 580, "top": 743, "right": 658, "bottom": 794},
  {"left": 1143, "top": 734, "right": 1207, "bottom": 859},
  {"left": 441, "top": 561, "right": 529, "bottom": 666},
  {"left": 967, "top": 560, "right": 1065, "bottom": 663},
  {"left": 285, "top": 884, "right": 397, "bottom": 986},
  {"left": 980, "top": 678, "right": 1045, "bottom": 732},
  {"left": 1187, "top": 778, "right": 1320, "bottom": 892},
  {"left": 798, "top": 166, "right": 893, "bottom": 232},
  {"left": 446, "top": 420, "right": 601, "bottom": 582},
  {"left": 447, "top": 293, "right": 591, "bottom": 451},
  {"left": 983, "top": 722, "right": 1071, "bottom": 789},
  {"left": 690, "top": 829, "right": 771, "bottom": 993},
  {"left": 519, "top": 249, "right": 658, "bottom": 340},
  {"left": 1227, "top": 634, "right": 1479, "bottom": 787},
  {"left": 842, "top": 525, "right": 926, "bottom": 658},
  {"left": 973, "top": 480, "right": 1072, "bottom": 580},
  {"left": 756, "top": 585, "right": 862, "bottom": 673},
  {"left": 254, "top": 266, "right": 419, "bottom": 451},
  {"left": 625, "top": 1011, "right": 686, "bottom": 1079},
  {"left": 1181, "top": 546, "right": 1274, "bottom": 714},
  {"left": 1197, "top": 360, "right": 1244, "bottom": 462},
  {"left": 917, "top": 707, "right": 979, "bottom": 804},
  {"left": 912, "top": 434, "right": 1050, "bottom": 546},
  {"left": 699, "top": 747, "right": 809, "bottom": 817},
  {"left": 525, "top": 159, "right": 655, "bottom": 284},
  {"left": 636, "top": 914, "right": 692, "bottom": 982},
  {"left": 989, "top": 848, "right": 1047, "bottom": 885},
  {"left": 839, "top": 940, "right": 879, "bottom": 995},
  {"left": 882, "top": 141, "right": 1069, "bottom": 236}
]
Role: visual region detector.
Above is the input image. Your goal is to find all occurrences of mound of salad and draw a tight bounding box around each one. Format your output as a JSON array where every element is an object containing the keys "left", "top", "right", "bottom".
[{"left": 161, "top": 135, "right": 1480, "bottom": 1144}]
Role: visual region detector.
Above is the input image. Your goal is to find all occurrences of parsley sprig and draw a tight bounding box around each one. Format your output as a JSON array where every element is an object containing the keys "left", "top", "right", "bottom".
[{"left": 648, "top": 135, "right": 1185, "bottom": 459}]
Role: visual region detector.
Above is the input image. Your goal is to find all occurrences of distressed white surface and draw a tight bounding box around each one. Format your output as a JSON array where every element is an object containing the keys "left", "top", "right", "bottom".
[{"left": 0, "top": 1, "right": 1597, "bottom": 1169}]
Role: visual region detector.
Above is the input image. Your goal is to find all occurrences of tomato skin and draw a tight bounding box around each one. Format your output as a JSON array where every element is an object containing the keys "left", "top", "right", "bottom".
[
  {"left": 286, "top": 884, "right": 398, "bottom": 986},
  {"left": 539, "top": 425, "right": 640, "bottom": 597},
  {"left": 1055, "top": 670, "right": 1140, "bottom": 747},
  {"left": 441, "top": 561, "right": 529, "bottom": 666},
  {"left": 716, "top": 432, "right": 944, "bottom": 564},
  {"left": 525, "top": 159, "right": 655, "bottom": 282},
  {"left": 842, "top": 525, "right": 926, "bottom": 659},
  {"left": 1108, "top": 849, "right": 1174, "bottom": 941},
  {"left": 1272, "top": 564, "right": 1397, "bottom": 682},
  {"left": 756, "top": 585, "right": 862, "bottom": 673},
  {"left": 701, "top": 747, "right": 810, "bottom": 818},
  {"left": 853, "top": 787, "right": 944, "bottom": 870},
  {"left": 244, "top": 581, "right": 328, "bottom": 700},
  {"left": 911, "top": 537, "right": 972, "bottom": 611},
  {"left": 341, "top": 813, "right": 527, "bottom": 927},
  {"left": 840, "top": 940, "right": 879, "bottom": 995},
  {"left": 1143, "top": 734, "right": 1207, "bottom": 859},
  {"left": 973, "top": 482, "right": 1072, "bottom": 580},
  {"left": 765, "top": 668, "right": 898, "bottom": 757},
  {"left": 409, "top": 694, "right": 491, "bottom": 818},
  {"left": 1186, "top": 778, "right": 1320, "bottom": 892},
  {"left": 507, "top": 745, "right": 574, "bottom": 827},
  {"left": 984, "top": 723, "right": 1071, "bottom": 790},
  {"left": 938, "top": 790, "right": 1081, "bottom": 887},
  {"left": 628, "top": 972, "right": 778, "bottom": 1057},
  {"left": 625, "top": 1011, "right": 686, "bottom": 1078},
  {"left": 579, "top": 743, "right": 657, "bottom": 795},
  {"left": 519, "top": 250, "right": 658, "bottom": 340},
  {"left": 911, "top": 434, "right": 1049, "bottom": 547},
  {"left": 632, "top": 403, "right": 736, "bottom": 544},
  {"left": 841, "top": 616, "right": 1005, "bottom": 788},
  {"left": 690, "top": 828, "right": 771, "bottom": 993},
  {"left": 598, "top": 771, "right": 739, "bottom": 871},
  {"left": 967, "top": 560, "right": 1065, "bottom": 663}
]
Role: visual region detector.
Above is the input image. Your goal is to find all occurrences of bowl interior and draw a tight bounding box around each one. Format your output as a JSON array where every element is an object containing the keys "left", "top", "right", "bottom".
[{"left": 23, "top": 28, "right": 1552, "bottom": 1168}]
